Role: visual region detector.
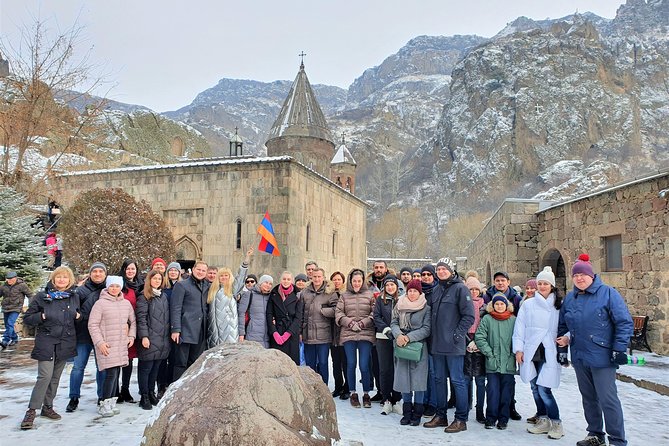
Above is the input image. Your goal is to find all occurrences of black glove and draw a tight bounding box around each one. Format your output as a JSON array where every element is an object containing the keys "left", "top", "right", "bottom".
[
  {"left": 611, "top": 351, "right": 628, "bottom": 365},
  {"left": 557, "top": 352, "right": 569, "bottom": 367}
]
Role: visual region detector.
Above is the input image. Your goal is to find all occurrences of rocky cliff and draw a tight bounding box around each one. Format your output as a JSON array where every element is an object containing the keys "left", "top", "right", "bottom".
[{"left": 404, "top": 1, "right": 669, "bottom": 219}]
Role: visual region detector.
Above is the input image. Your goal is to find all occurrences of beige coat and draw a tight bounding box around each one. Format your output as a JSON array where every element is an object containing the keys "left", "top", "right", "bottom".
[
  {"left": 301, "top": 282, "right": 339, "bottom": 344},
  {"left": 335, "top": 275, "right": 376, "bottom": 345},
  {"left": 88, "top": 289, "right": 136, "bottom": 371}
]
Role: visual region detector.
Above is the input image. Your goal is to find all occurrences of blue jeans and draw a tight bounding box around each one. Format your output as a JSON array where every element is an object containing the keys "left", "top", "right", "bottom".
[
  {"left": 467, "top": 375, "right": 486, "bottom": 411},
  {"left": 304, "top": 343, "right": 330, "bottom": 384},
  {"left": 433, "top": 354, "right": 468, "bottom": 421},
  {"left": 574, "top": 364, "right": 627, "bottom": 446},
  {"left": 402, "top": 391, "right": 425, "bottom": 405},
  {"left": 2, "top": 311, "right": 19, "bottom": 343},
  {"left": 530, "top": 361, "right": 560, "bottom": 420},
  {"left": 486, "top": 372, "right": 514, "bottom": 424},
  {"left": 69, "top": 343, "right": 106, "bottom": 399},
  {"left": 423, "top": 353, "right": 437, "bottom": 406},
  {"left": 343, "top": 340, "right": 372, "bottom": 393}
]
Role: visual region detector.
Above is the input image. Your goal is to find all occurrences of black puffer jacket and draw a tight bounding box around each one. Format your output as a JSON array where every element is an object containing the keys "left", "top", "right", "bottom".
[
  {"left": 135, "top": 289, "right": 171, "bottom": 361},
  {"left": 23, "top": 284, "right": 79, "bottom": 361},
  {"left": 76, "top": 278, "right": 106, "bottom": 344}
]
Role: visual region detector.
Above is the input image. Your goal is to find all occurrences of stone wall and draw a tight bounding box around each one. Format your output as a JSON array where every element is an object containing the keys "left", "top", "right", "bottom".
[
  {"left": 51, "top": 157, "right": 367, "bottom": 280},
  {"left": 464, "top": 199, "right": 543, "bottom": 287},
  {"left": 538, "top": 172, "right": 669, "bottom": 353}
]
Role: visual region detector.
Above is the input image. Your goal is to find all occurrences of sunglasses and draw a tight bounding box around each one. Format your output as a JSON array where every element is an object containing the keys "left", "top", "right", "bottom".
[
  {"left": 421, "top": 272, "right": 433, "bottom": 276},
  {"left": 246, "top": 280, "right": 256, "bottom": 284}
]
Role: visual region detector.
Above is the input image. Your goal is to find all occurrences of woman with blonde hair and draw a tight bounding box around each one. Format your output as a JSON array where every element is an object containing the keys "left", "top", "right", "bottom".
[
  {"left": 20, "top": 266, "right": 80, "bottom": 430},
  {"left": 207, "top": 248, "right": 253, "bottom": 347}
]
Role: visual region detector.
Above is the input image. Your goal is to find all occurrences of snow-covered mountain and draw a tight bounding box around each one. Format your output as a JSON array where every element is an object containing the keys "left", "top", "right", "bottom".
[{"left": 404, "top": 0, "right": 669, "bottom": 217}]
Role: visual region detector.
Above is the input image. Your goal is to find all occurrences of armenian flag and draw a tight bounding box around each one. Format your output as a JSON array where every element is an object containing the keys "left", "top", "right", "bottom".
[{"left": 257, "top": 211, "right": 280, "bottom": 256}]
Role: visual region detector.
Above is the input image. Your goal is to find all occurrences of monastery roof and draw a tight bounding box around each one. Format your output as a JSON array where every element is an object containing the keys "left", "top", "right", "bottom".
[
  {"left": 267, "top": 63, "right": 333, "bottom": 144},
  {"left": 331, "top": 142, "right": 356, "bottom": 165},
  {"left": 537, "top": 167, "right": 669, "bottom": 213},
  {"left": 56, "top": 155, "right": 368, "bottom": 206}
]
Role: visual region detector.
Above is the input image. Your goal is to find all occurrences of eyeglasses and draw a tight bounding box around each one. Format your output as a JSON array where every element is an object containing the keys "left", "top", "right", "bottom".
[
  {"left": 245, "top": 280, "right": 256, "bottom": 284},
  {"left": 421, "top": 272, "right": 432, "bottom": 276}
]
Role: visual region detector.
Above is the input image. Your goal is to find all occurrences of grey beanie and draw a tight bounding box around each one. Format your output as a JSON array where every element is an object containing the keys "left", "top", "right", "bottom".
[
  {"left": 167, "top": 261, "right": 181, "bottom": 272},
  {"left": 258, "top": 274, "right": 274, "bottom": 286},
  {"left": 89, "top": 262, "right": 107, "bottom": 274}
]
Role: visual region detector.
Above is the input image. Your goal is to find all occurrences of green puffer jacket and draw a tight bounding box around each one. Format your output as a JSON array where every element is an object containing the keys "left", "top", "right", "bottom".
[{"left": 474, "top": 303, "right": 517, "bottom": 375}]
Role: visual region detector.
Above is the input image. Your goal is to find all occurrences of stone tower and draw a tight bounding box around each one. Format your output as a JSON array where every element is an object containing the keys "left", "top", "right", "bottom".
[
  {"left": 229, "top": 127, "right": 243, "bottom": 156},
  {"left": 331, "top": 134, "right": 357, "bottom": 194},
  {"left": 265, "top": 62, "right": 335, "bottom": 176}
]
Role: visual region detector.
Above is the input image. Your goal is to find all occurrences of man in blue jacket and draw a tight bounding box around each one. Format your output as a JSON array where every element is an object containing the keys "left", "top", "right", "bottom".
[
  {"left": 423, "top": 259, "right": 474, "bottom": 434},
  {"left": 557, "top": 254, "right": 633, "bottom": 446}
]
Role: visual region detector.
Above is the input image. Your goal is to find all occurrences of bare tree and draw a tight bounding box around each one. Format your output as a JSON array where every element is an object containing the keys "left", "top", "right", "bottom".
[{"left": 0, "top": 17, "right": 108, "bottom": 195}]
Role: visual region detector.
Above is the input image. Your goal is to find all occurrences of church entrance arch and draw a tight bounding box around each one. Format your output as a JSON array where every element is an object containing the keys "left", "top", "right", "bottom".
[
  {"left": 176, "top": 235, "right": 199, "bottom": 272},
  {"left": 541, "top": 248, "right": 567, "bottom": 295}
]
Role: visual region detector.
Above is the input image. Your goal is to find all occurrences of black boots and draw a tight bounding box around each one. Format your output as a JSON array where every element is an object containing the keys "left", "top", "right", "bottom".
[
  {"left": 476, "top": 407, "right": 486, "bottom": 424},
  {"left": 139, "top": 394, "right": 152, "bottom": 410},
  {"left": 148, "top": 391, "right": 160, "bottom": 405},
  {"left": 400, "top": 402, "right": 413, "bottom": 425},
  {"left": 118, "top": 387, "right": 136, "bottom": 404},
  {"left": 410, "top": 404, "right": 424, "bottom": 426},
  {"left": 66, "top": 397, "right": 79, "bottom": 413},
  {"left": 509, "top": 400, "right": 521, "bottom": 421}
]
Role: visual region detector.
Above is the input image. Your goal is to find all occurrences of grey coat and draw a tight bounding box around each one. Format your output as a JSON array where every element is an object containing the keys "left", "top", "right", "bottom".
[
  {"left": 390, "top": 302, "right": 431, "bottom": 393},
  {"left": 237, "top": 286, "right": 270, "bottom": 348},
  {"left": 169, "top": 275, "right": 210, "bottom": 345},
  {"left": 208, "top": 263, "right": 247, "bottom": 347}
]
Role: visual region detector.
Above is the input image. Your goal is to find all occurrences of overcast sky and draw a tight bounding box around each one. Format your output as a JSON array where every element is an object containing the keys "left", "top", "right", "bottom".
[{"left": 1, "top": 1, "right": 623, "bottom": 112}]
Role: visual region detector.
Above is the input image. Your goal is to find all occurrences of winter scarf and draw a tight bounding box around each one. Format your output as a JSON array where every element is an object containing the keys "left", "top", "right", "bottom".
[
  {"left": 396, "top": 293, "right": 427, "bottom": 330},
  {"left": 490, "top": 309, "right": 513, "bottom": 321},
  {"left": 421, "top": 280, "right": 438, "bottom": 296},
  {"left": 279, "top": 284, "right": 294, "bottom": 301},
  {"left": 151, "top": 288, "right": 162, "bottom": 298},
  {"left": 44, "top": 284, "right": 74, "bottom": 302},
  {"left": 380, "top": 290, "right": 397, "bottom": 305},
  {"left": 468, "top": 296, "right": 485, "bottom": 334}
]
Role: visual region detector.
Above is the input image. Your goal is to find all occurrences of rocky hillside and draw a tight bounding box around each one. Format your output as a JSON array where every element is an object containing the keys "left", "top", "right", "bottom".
[
  {"left": 164, "top": 78, "right": 347, "bottom": 155},
  {"left": 404, "top": 0, "right": 669, "bottom": 221}
]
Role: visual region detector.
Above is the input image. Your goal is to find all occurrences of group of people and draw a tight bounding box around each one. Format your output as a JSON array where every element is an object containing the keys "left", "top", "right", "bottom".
[{"left": 2, "top": 252, "right": 634, "bottom": 446}]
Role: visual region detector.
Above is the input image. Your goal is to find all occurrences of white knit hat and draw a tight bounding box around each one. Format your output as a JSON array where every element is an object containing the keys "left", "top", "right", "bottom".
[
  {"left": 105, "top": 275, "right": 124, "bottom": 288},
  {"left": 536, "top": 266, "right": 556, "bottom": 287}
]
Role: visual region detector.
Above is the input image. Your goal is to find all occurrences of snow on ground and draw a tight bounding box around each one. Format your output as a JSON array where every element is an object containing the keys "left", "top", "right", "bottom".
[{"left": 1, "top": 342, "right": 668, "bottom": 445}]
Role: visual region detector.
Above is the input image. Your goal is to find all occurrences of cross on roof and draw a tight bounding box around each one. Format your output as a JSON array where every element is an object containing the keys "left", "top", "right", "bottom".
[
  {"left": 341, "top": 131, "right": 346, "bottom": 144},
  {"left": 299, "top": 51, "right": 307, "bottom": 68},
  {"left": 234, "top": 126, "right": 239, "bottom": 134}
]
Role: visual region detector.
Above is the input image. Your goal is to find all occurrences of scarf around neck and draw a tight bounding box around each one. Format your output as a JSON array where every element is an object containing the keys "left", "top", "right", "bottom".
[
  {"left": 396, "top": 294, "right": 427, "bottom": 330},
  {"left": 490, "top": 310, "right": 513, "bottom": 321},
  {"left": 279, "top": 284, "right": 294, "bottom": 301}
]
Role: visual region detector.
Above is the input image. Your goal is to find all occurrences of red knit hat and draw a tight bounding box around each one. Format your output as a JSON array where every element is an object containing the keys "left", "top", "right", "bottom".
[
  {"left": 151, "top": 257, "right": 167, "bottom": 269},
  {"left": 571, "top": 253, "right": 595, "bottom": 278},
  {"left": 406, "top": 279, "right": 423, "bottom": 294}
]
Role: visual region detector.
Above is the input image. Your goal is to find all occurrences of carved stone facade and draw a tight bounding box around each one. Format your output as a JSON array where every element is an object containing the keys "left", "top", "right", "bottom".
[
  {"left": 52, "top": 157, "right": 367, "bottom": 280},
  {"left": 464, "top": 171, "right": 669, "bottom": 353}
]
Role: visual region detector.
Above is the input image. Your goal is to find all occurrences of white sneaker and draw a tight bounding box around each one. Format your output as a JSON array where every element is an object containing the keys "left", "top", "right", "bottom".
[
  {"left": 527, "top": 416, "right": 550, "bottom": 434},
  {"left": 392, "top": 402, "right": 403, "bottom": 415},
  {"left": 381, "top": 401, "right": 393, "bottom": 415},
  {"left": 547, "top": 419, "right": 564, "bottom": 439},
  {"left": 98, "top": 399, "right": 114, "bottom": 417},
  {"left": 110, "top": 397, "right": 120, "bottom": 415}
]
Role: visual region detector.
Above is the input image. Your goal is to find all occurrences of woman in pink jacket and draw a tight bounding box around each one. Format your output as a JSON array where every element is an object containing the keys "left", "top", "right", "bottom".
[{"left": 88, "top": 275, "right": 136, "bottom": 418}]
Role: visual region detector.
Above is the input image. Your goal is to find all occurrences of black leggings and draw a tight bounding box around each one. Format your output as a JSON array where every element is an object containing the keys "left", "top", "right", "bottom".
[{"left": 103, "top": 367, "right": 120, "bottom": 400}]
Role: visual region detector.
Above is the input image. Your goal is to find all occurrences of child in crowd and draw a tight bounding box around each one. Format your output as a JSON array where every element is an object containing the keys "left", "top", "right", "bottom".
[
  {"left": 475, "top": 292, "right": 517, "bottom": 430},
  {"left": 88, "top": 276, "right": 136, "bottom": 417}
]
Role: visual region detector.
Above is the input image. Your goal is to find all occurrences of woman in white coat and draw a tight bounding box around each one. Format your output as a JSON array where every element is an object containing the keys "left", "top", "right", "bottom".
[
  {"left": 512, "top": 266, "right": 564, "bottom": 440},
  {"left": 207, "top": 248, "right": 253, "bottom": 347}
]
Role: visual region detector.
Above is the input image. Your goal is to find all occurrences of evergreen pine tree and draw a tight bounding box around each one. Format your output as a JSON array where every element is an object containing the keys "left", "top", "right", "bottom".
[{"left": 0, "top": 186, "right": 47, "bottom": 288}]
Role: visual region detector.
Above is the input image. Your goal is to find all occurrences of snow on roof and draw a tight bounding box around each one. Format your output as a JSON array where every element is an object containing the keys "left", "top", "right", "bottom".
[
  {"left": 331, "top": 143, "right": 357, "bottom": 165},
  {"left": 538, "top": 168, "right": 669, "bottom": 213},
  {"left": 58, "top": 156, "right": 292, "bottom": 176}
]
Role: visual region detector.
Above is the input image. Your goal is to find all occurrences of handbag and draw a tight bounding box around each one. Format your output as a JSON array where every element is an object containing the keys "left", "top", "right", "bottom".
[{"left": 394, "top": 341, "right": 423, "bottom": 362}]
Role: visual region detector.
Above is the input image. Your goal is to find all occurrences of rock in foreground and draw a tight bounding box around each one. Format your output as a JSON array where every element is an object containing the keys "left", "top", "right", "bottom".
[{"left": 142, "top": 341, "right": 339, "bottom": 446}]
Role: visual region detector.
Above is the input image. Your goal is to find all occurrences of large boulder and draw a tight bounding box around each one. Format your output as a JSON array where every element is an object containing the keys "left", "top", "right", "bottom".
[{"left": 142, "top": 342, "right": 340, "bottom": 445}]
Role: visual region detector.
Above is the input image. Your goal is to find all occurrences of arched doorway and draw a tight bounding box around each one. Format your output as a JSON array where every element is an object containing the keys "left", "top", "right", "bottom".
[
  {"left": 176, "top": 235, "right": 199, "bottom": 272},
  {"left": 541, "top": 249, "right": 567, "bottom": 295}
]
